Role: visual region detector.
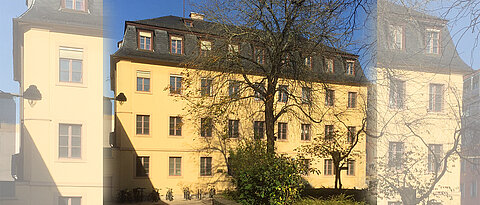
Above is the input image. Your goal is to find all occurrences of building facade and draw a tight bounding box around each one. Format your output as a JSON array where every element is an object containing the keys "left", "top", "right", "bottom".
[
  {"left": 461, "top": 70, "right": 480, "bottom": 204},
  {"left": 111, "top": 14, "right": 370, "bottom": 199},
  {"left": 367, "top": 1, "right": 472, "bottom": 204},
  {"left": 0, "top": 95, "right": 16, "bottom": 199},
  {"left": 5, "top": 0, "right": 104, "bottom": 204}
]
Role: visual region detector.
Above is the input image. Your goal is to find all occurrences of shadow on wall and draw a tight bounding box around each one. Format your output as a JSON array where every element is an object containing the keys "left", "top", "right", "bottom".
[
  {"left": 0, "top": 126, "right": 62, "bottom": 205},
  {"left": 111, "top": 114, "right": 228, "bottom": 204}
]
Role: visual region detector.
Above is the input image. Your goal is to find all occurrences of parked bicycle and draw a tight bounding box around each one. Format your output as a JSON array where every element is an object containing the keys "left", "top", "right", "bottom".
[
  {"left": 148, "top": 188, "right": 160, "bottom": 202},
  {"left": 166, "top": 188, "right": 174, "bottom": 201}
]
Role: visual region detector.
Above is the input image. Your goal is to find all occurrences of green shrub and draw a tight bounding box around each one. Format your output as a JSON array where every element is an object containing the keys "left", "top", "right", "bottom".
[{"left": 229, "top": 141, "right": 303, "bottom": 205}]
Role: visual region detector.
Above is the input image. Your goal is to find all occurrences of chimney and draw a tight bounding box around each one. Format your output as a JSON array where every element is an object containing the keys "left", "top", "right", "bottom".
[
  {"left": 189, "top": 12, "right": 204, "bottom": 21},
  {"left": 25, "top": 0, "right": 34, "bottom": 8}
]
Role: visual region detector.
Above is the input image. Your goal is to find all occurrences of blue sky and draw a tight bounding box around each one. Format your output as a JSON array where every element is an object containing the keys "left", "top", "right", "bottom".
[{"left": 0, "top": 0, "right": 479, "bottom": 97}]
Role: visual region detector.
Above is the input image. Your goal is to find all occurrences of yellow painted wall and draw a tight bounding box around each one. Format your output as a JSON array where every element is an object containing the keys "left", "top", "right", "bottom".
[
  {"left": 114, "top": 59, "right": 368, "bottom": 197},
  {"left": 9, "top": 26, "right": 104, "bottom": 205},
  {"left": 369, "top": 67, "right": 462, "bottom": 205}
]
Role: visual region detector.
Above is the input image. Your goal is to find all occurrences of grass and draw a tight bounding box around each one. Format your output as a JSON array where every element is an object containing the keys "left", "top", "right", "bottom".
[{"left": 293, "top": 194, "right": 366, "bottom": 205}]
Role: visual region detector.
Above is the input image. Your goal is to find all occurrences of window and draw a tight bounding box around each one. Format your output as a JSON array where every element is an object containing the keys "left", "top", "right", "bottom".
[
  {"left": 201, "top": 78, "right": 212, "bottom": 97},
  {"left": 59, "top": 124, "right": 81, "bottom": 158},
  {"left": 302, "top": 87, "right": 311, "bottom": 104},
  {"left": 59, "top": 47, "right": 83, "bottom": 83},
  {"left": 136, "top": 115, "right": 150, "bottom": 135},
  {"left": 170, "top": 75, "right": 182, "bottom": 94},
  {"left": 169, "top": 116, "right": 182, "bottom": 136},
  {"left": 254, "top": 121, "right": 265, "bottom": 139},
  {"left": 429, "top": 84, "right": 443, "bottom": 112},
  {"left": 136, "top": 156, "right": 149, "bottom": 177},
  {"left": 62, "top": 0, "right": 86, "bottom": 11},
  {"left": 228, "top": 81, "right": 240, "bottom": 98},
  {"left": 301, "top": 124, "right": 311, "bottom": 141},
  {"left": 228, "top": 120, "right": 239, "bottom": 138},
  {"left": 169, "top": 157, "right": 181, "bottom": 176},
  {"left": 138, "top": 31, "right": 152, "bottom": 50},
  {"left": 427, "top": 144, "right": 442, "bottom": 172},
  {"left": 200, "top": 157, "right": 212, "bottom": 176},
  {"left": 300, "top": 159, "right": 310, "bottom": 175},
  {"left": 227, "top": 157, "right": 233, "bottom": 176},
  {"left": 347, "top": 92, "right": 357, "bottom": 108},
  {"left": 472, "top": 180, "right": 477, "bottom": 197},
  {"left": 426, "top": 29, "right": 440, "bottom": 54},
  {"left": 278, "top": 122, "right": 287, "bottom": 140},
  {"left": 347, "top": 160, "right": 355, "bottom": 175},
  {"left": 254, "top": 48, "right": 265, "bottom": 64},
  {"left": 461, "top": 183, "right": 465, "bottom": 198},
  {"left": 473, "top": 75, "right": 479, "bottom": 90},
  {"left": 347, "top": 126, "right": 356, "bottom": 143},
  {"left": 58, "top": 196, "right": 81, "bottom": 205},
  {"left": 345, "top": 61, "right": 355, "bottom": 75},
  {"left": 200, "top": 40, "right": 212, "bottom": 57},
  {"left": 389, "top": 79, "right": 405, "bottom": 109},
  {"left": 228, "top": 44, "right": 239, "bottom": 54},
  {"left": 325, "top": 58, "right": 334, "bottom": 73},
  {"left": 305, "top": 57, "right": 312, "bottom": 69},
  {"left": 254, "top": 83, "right": 265, "bottom": 100},
  {"left": 184, "top": 20, "right": 193, "bottom": 27},
  {"left": 170, "top": 36, "right": 183, "bottom": 54},
  {"left": 136, "top": 71, "right": 150, "bottom": 92},
  {"left": 389, "top": 25, "right": 403, "bottom": 50},
  {"left": 324, "top": 159, "right": 333, "bottom": 175},
  {"left": 325, "top": 125, "right": 334, "bottom": 140},
  {"left": 201, "top": 118, "right": 212, "bottom": 137},
  {"left": 325, "top": 89, "right": 334, "bottom": 106},
  {"left": 278, "top": 85, "right": 288, "bottom": 102},
  {"left": 389, "top": 142, "right": 404, "bottom": 169}
]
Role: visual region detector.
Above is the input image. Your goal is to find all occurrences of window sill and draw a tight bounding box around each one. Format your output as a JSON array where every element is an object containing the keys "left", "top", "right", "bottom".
[
  {"left": 55, "top": 158, "right": 86, "bottom": 163},
  {"left": 277, "top": 139, "right": 288, "bottom": 142},
  {"left": 137, "top": 48, "right": 154, "bottom": 52},
  {"left": 168, "top": 175, "right": 183, "bottom": 179},
  {"left": 300, "top": 140, "right": 312, "bottom": 143},
  {"left": 59, "top": 8, "right": 89, "bottom": 14},
  {"left": 135, "top": 135, "right": 152, "bottom": 138},
  {"left": 168, "top": 135, "right": 184, "bottom": 139},
  {"left": 199, "top": 175, "right": 214, "bottom": 178},
  {"left": 56, "top": 82, "right": 87, "bottom": 88},
  {"left": 135, "top": 91, "right": 152, "bottom": 95},
  {"left": 134, "top": 176, "right": 150, "bottom": 179}
]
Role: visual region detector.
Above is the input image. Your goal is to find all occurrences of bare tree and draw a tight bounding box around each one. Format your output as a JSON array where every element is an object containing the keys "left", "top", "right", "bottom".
[
  {"left": 180, "top": 0, "right": 370, "bottom": 155},
  {"left": 296, "top": 100, "right": 368, "bottom": 189}
]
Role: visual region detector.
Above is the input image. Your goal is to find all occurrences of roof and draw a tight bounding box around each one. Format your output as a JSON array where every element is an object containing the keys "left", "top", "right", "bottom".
[
  {"left": 14, "top": 0, "right": 102, "bottom": 31},
  {"left": 112, "top": 15, "right": 369, "bottom": 89},
  {"left": 376, "top": 0, "right": 472, "bottom": 74}
]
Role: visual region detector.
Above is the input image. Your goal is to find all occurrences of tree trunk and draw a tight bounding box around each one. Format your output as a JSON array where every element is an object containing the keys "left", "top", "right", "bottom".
[
  {"left": 334, "top": 162, "right": 342, "bottom": 189},
  {"left": 265, "top": 79, "right": 276, "bottom": 155}
]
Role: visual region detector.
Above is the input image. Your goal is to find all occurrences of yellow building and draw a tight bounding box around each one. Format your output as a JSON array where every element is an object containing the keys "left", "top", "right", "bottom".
[
  {"left": 111, "top": 14, "right": 369, "bottom": 199},
  {"left": 366, "top": 1, "right": 472, "bottom": 204},
  {"left": 5, "top": 0, "right": 105, "bottom": 204}
]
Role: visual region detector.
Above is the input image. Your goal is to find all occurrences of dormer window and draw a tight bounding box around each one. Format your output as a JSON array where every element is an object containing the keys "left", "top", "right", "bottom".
[
  {"left": 304, "top": 57, "right": 312, "bottom": 69},
  {"left": 325, "top": 58, "right": 334, "bottom": 73},
  {"left": 345, "top": 60, "right": 355, "bottom": 75},
  {"left": 184, "top": 20, "right": 193, "bottom": 27},
  {"left": 426, "top": 29, "right": 440, "bottom": 54},
  {"left": 388, "top": 25, "right": 403, "bottom": 50},
  {"left": 138, "top": 31, "right": 152, "bottom": 51},
  {"left": 228, "top": 44, "right": 239, "bottom": 54},
  {"left": 254, "top": 48, "right": 265, "bottom": 64},
  {"left": 170, "top": 36, "right": 183, "bottom": 54},
  {"left": 62, "top": 0, "right": 86, "bottom": 11},
  {"left": 200, "top": 40, "right": 212, "bottom": 57}
]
